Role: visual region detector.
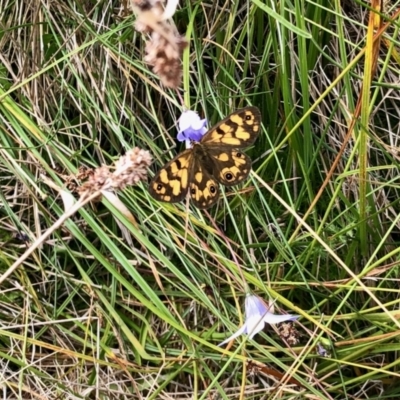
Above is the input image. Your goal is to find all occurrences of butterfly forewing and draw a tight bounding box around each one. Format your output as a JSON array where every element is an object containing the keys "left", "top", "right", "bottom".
[
  {"left": 149, "top": 149, "right": 194, "bottom": 203},
  {"left": 200, "top": 107, "right": 261, "bottom": 148}
]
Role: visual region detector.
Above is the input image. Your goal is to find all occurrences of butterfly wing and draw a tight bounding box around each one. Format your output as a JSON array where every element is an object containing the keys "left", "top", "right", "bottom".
[
  {"left": 200, "top": 107, "right": 261, "bottom": 148},
  {"left": 206, "top": 147, "right": 253, "bottom": 186},
  {"left": 149, "top": 149, "right": 194, "bottom": 203},
  {"left": 189, "top": 155, "right": 220, "bottom": 209}
]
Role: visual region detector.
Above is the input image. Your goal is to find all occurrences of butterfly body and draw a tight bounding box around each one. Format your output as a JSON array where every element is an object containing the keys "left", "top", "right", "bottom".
[{"left": 149, "top": 107, "right": 261, "bottom": 209}]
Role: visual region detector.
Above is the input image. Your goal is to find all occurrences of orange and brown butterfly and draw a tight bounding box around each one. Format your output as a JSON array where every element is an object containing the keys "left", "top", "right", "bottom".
[{"left": 149, "top": 107, "right": 261, "bottom": 209}]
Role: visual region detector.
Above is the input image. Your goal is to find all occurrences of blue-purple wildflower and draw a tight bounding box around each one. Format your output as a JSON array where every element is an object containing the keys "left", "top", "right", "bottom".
[
  {"left": 177, "top": 110, "right": 208, "bottom": 148},
  {"left": 219, "top": 294, "right": 299, "bottom": 346}
]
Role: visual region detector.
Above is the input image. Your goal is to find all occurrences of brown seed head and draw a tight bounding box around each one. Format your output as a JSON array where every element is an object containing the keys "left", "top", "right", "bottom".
[
  {"left": 77, "top": 148, "right": 152, "bottom": 196},
  {"left": 132, "top": 0, "right": 187, "bottom": 88}
]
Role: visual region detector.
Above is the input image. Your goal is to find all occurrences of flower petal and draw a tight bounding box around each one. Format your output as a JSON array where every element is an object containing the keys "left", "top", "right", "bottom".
[
  {"left": 245, "top": 294, "right": 269, "bottom": 319},
  {"left": 162, "top": 0, "right": 179, "bottom": 19},
  {"left": 245, "top": 315, "right": 266, "bottom": 339},
  {"left": 177, "top": 131, "right": 187, "bottom": 141},
  {"left": 262, "top": 313, "right": 300, "bottom": 325},
  {"left": 179, "top": 110, "right": 201, "bottom": 131},
  {"left": 218, "top": 324, "right": 247, "bottom": 346},
  {"left": 191, "top": 118, "right": 207, "bottom": 131},
  {"left": 186, "top": 128, "right": 204, "bottom": 142}
]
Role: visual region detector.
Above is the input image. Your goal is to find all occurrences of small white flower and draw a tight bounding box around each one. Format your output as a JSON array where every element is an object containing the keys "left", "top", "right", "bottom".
[
  {"left": 219, "top": 294, "right": 299, "bottom": 346},
  {"left": 177, "top": 110, "right": 207, "bottom": 149}
]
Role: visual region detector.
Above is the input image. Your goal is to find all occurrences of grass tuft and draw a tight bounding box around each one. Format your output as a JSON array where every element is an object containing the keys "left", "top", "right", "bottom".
[{"left": 1, "top": 0, "right": 400, "bottom": 398}]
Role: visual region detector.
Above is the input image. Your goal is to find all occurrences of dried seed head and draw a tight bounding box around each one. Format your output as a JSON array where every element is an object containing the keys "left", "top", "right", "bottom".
[
  {"left": 278, "top": 322, "right": 300, "bottom": 346},
  {"left": 132, "top": 0, "right": 187, "bottom": 88},
  {"left": 112, "top": 147, "right": 153, "bottom": 189},
  {"left": 144, "top": 28, "right": 187, "bottom": 88},
  {"left": 77, "top": 148, "right": 152, "bottom": 196},
  {"left": 77, "top": 166, "right": 112, "bottom": 197}
]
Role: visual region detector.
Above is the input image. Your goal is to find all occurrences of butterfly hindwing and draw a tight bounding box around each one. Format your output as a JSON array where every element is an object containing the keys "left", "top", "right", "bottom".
[
  {"left": 189, "top": 157, "right": 220, "bottom": 209},
  {"left": 206, "top": 147, "right": 253, "bottom": 186},
  {"left": 149, "top": 149, "right": 194, "bottom": 203},
  {"left": 200, "top": 106, "right": 261, "bottom": 148}
]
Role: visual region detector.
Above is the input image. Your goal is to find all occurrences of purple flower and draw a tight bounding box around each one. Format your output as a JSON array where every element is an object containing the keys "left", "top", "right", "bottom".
[
  {"left": 219, "top": 294, "right": 300, "bottom": 346},
  {"left": 177, "top": 110, "right": 208, "bottom": 148}
]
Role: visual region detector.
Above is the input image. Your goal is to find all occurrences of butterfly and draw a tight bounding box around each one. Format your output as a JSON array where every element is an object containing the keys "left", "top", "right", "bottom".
[{"left": 149, "top": 107, "right": 261, "bottom": 209}]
